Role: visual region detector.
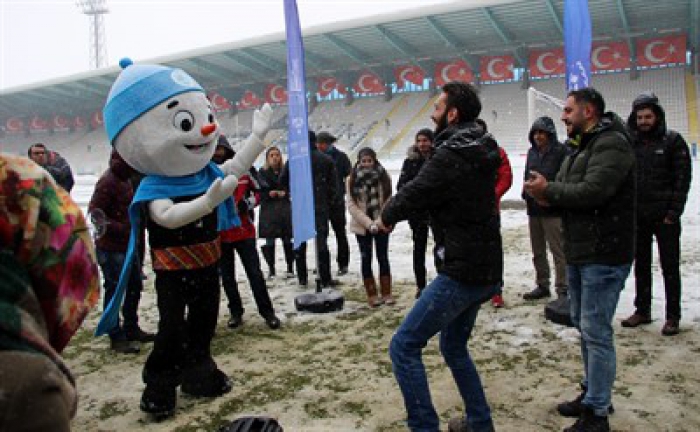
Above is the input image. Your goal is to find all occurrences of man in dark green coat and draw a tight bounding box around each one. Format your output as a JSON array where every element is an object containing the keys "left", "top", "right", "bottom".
[{"left": 525, "top": 88, "right": 635, "bottom": 432}]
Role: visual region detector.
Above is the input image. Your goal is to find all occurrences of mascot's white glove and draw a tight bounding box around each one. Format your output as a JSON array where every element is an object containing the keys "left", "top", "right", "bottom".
[
  {"left": 221, "top": 103, "right": 273, "bottom": 177},
  {"left": 149, "top": 175, "right": 239, "bottom": 229}
]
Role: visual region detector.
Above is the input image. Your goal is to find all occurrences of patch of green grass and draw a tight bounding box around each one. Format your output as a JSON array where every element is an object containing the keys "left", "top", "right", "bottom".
[
  {"left": 98, "top": 401, "right": 129, "bottom": 420},
  {"left": 340, "top": 400, "right": 371, "bottom": 419}
]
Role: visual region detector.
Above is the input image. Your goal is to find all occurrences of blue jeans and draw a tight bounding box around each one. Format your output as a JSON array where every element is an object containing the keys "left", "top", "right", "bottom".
[
  {"left": 96, "top": 248, "right": 144, "bottom": 341},
  {"left": 389, "top": 274, "right": 498, "bottom": 432},
  {"left": 567, "top": 263, "right": 631, "bottom": 417}
]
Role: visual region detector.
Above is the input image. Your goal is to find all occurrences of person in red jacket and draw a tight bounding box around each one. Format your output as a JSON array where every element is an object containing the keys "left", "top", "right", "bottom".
[
  {"left": 476, "top": 119, "right": 513, "bottom": 308},
  {"left": 213, "top": 136, "right": 280, "bottom": 330}
]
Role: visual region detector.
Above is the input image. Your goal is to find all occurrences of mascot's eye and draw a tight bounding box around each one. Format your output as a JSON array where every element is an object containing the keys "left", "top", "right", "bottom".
[
  {"left": 208, "top": 113, "right": 214, "bottom": 123},
  {"left": 173, "top": 111, "right": 195, "bottom": 132}
]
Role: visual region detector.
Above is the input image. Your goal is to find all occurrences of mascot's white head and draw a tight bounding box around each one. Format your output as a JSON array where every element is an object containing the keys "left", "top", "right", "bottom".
[{"left": 103, "top": 58, "right": 220, "bottom": 176}]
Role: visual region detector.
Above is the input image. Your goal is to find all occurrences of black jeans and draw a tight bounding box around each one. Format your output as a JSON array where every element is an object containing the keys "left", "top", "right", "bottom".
[
  {"left": 409, "top": 221, "right": 430, "bottom": 289},
  {"left": 296, "top": 212, "right": 332, "bottom": 285},
  {"left": 356, "top": 232, "right": 390, "bottom": 280},
  {"left": 220, "top": 238, "right": 275, "bottom": 319},
  {"left": 96, "top": 249, "right": 144, "bottom": 340},
  {"left": 634, "top": 219, "right": 682, "bottom": 321},
  {"left": 329, "top": 200, "right": 350, "bottom": 270}
]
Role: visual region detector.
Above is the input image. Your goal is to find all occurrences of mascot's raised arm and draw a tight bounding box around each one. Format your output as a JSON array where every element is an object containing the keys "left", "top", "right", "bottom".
[{"left": 96, "top": 58, "right": 273, "bottom": 419}]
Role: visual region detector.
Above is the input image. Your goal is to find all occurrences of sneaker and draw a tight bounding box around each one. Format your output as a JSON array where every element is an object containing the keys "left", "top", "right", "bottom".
[
  {"left": 110, "top": 339, "right": 141, "bottom": 354},
  {"left": 558, "top": 390, "right": 614, "bottom": 418},
  {"left": 264, "top": 315, "right": 281, "bottom": 330},
  {"left": 621, "top": 313, "right": 652, "bottom": 328},
  {"left": 563, "top": 406, "right": 610, "bottom": 432},
  {"left": 523, "top": 285, "right": 550, "bottom": 300},
  {"left": 125, "top": 327, "right": 156, "bottom": 343},
  {"left": 337, "top": 266, "right": 349, "bottom": 276},
  {"left": 661, "top": 320, "right": 680, "bottom": 336},
  {"left": 491, "top": 294, "right": 505, "bottom": 308},
  {"left": 227, "top": 315, "right": 243, "bottom": 329}
]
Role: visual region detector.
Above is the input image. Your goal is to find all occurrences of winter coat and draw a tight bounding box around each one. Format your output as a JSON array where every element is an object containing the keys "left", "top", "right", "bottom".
[
  {"left": 626, "top": 93, "right": 692, "bottom": 223},
  {"left": 45, "top": 151, "right": 75, "bottom": 192},
  {"left": 88, "top": 151, "right": 139, "bottom": 252},
  {"left": 346, "top": 166, "right": 392, "bottom": 235},
  {"left": 523, "top": 117, "right": 570, "bottom": 217},
  {"left": 495, "top": 146, "right": 512, "bottom": 212},
  {"left": 281, "top": 148, "right": 338, "bottom": 218},
  {"left": 257, "top": 167, "right": 292, "bottom": 239},
  {"left": 325, "top": 146, "right": 352, "bottom": 204},
  {"left": 397, "top": 144, "right": 433, "bottom": 225},
  {"left": 545, "top": 112, "right": 636, "bottom": 266},
  {"left": 382, "top": 122, "right": 503, "bottom": 287},
  {"left": 220, "top": 172, "right": 261, "bottom": 243}
]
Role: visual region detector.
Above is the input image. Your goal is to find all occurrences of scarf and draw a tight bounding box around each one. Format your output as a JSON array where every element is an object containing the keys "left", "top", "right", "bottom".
[
  {"left": 95, "top": 162, "right": 239, "bottom": 336},
  {"left": 352, "top": 166, "right": 383, "bottom": 220}
]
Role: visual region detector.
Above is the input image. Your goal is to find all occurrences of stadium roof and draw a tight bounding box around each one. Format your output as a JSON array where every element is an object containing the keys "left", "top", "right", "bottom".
[{"left": 0, "top": 0, "right": 696, "bottom": 121}]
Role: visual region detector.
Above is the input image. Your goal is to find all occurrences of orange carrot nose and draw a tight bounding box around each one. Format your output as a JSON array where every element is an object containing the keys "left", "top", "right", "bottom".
[{"left": 201, "top": 123, "right": 217, "bottom": 136}]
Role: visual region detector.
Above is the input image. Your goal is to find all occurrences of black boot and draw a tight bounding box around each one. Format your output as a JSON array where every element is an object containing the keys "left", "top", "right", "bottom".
[
  {"left": 260, "top": 245, "right": 275, "bottom": 280},
  {"left": 140, "top": 384, "right": 177, "bottom": 419},
  {"left": 563, "top": 405, "right": 610, "bottom": 432},
  {"left": 282, "top": 241, "right": 295, "bottom": 277},
  {"left": 181, "top": 363, "right": 232, "bottom": 398},
  {"left": 295, "top": 248, "right": 307, "bottom": 286},
  {"left": 558, "top": 386, "right": 614, "bottom": 418},
  {"left": 523, "top": 285, "right": 551, "bottom": 300}
]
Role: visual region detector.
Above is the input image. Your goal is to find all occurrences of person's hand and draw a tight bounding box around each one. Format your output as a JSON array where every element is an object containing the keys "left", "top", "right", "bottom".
[
  {"left": 663, "top": 215, "right": 676, "bottom": 224},
  {"left": 369, "top": 223, "right": 379, "bottom": 235},
  {"left": 376, "top": 218, "right": 393, "bottom": 233},
  {"left": 204, "top": 176, "right": 238, "bottom": 210},
  {"left": 524, "top": 171, "right": 548, "bottom": 201},
  {"left": 252, "top": 103, "right": 273, "bottom": 142}
]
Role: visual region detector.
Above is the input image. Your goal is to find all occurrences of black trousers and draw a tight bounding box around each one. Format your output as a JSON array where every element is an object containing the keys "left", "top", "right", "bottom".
[
  {"left": 409, "top": 221, "right": 429, "bottom": 289},
  {"left": 634, "top": 219, "right": 682, "bottom": 321},
  {"left": 220, "top": 238, "right": 275, "bottom": 319},
  {"left": 296, "top": 212, "right": 331, "bottom": 285},
  {"left": 329, "top": 201, "right": 350, "bottom": 270}
]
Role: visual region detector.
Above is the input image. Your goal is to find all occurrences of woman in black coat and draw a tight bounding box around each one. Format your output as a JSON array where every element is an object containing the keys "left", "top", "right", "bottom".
[{"left": 257, "top": 146, "right": 294, "bottom": 279}]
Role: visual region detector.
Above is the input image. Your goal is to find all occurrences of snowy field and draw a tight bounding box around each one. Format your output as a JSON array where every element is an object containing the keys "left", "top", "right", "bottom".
[{"left": 64, "top": 156, "right": 700, "bottom": 431}]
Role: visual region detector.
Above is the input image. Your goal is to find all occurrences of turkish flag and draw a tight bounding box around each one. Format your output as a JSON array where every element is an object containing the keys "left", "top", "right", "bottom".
[
  {"left": 238, "top": 91, "right": 262, "bottom": 109},
  {"left": 637, "top": 35, "right": 686, "bottom": 68},
  {"left": 74, "top": 116, "right": 86, "bottom": 130},
  {"left": 434, "top": 60, "right": 473, "bottom": 86},
  {"left": 91, "top": 111, "right": 104, "bottom": 130},
  {"left": 591, "top": 41, "right": 630, "bottom": 72},
  {"left": 52, "top": 114, "right": 70, "bottom": 130},
  {"left": 6, "top": 117, "right": 24, "bottom": 133},
  {"left": 264, "top": 84, "right": 288, "bottom": 104},
  {"left": 480, "top": 55, "right": 514, "bottom": 81},
  {"left": 394, "top": 65, "right": 426, "bottom": 88},
  {"left": 529, "top": 48, "right": 565, "bottom": 78},
  {"left": 30, "top": 115, "right": 49, "bottom": 131},
  {"left": 354, "top": 71, "right": 384, "bottom": 94},
  {"left": 317, "top": 77, "right": 341, "bottom": 97},
  {"left": 208, "top": 92, "right": 232, "bottom": 112}
]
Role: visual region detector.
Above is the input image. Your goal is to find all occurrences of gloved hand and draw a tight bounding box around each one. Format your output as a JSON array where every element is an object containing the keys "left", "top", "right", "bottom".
[
  {"left": 204, "top": 176, "right": 238, "bottom": 211},
  {"left": 252, "top": 103, "right": 274, "bottom": 142}
]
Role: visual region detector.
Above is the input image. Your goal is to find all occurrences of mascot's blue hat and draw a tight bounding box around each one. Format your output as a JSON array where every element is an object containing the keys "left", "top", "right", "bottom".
[{"left": 103, "top": 58, "right": 203, "bottom": 144}]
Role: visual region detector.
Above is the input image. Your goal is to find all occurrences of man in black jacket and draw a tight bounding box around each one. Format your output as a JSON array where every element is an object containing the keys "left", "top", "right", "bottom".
[
  {"left": 525, "top": 88, "right": 635, "bottom": 432},
  {"left": 316, "top": 131, "right": 352, "bottom": 276},
  {"left": 621, "top": 92, "right": 692, "bottom": 336},
  {"left": 27, "top": 143, "right": 75, "bottom": 192},
  {"left": 379, "top": 82, "right": 502, "bottom": 432}
]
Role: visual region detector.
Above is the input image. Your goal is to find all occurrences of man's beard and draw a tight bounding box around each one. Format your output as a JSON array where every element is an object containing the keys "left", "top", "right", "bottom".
[{"left": 433, "top": 112, "right": 449, "bottom": 136}]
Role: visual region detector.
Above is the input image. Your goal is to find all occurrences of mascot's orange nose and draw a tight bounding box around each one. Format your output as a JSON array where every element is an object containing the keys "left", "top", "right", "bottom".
[{"left": 201, "top": 123, "right": 217, "bottom": 136}]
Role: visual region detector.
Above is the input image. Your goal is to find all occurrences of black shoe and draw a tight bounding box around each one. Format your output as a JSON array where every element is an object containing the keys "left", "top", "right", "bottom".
[
  {"left": 227, "top": 315, "right": 243, "bottom": 329},
  {"left": 322, "top": 279, "right": 341, "bottom": 288},
  {"left": 110, "top": 339, "right": 141, "bottom": 354},
  {"left": 558, "top": 390, "right": 614, "bottom": 418},
  {"left": 181, "top": 368, "right": 232, "bottom": 398},
  {"left": 125, "top": 327, "right": 156, "bottom": 343},
  {"left": 563, "top": 406, "right": 610, "bottom": 432},
  {"left": 337, "top": 266, "right": 349, "bottom": 276},
  {"left": 140, "top": 385, "right": 176, "bottom": 419},
  {"left": 523, "top": 285, "right": 551, "bottom": 300},
  {"left": 264, "top": 315, "right": 281, "bottom": 330},
  {"left": 661, "top": 320, "right": 680, "bottom": 336},
  {"left": 621, "top": 313, "right": 652, "bottom": 328}
]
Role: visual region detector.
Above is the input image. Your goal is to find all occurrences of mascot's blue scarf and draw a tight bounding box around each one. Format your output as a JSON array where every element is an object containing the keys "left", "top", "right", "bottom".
[{"left": 95, "top": 162, "right": 239, "bottom": 336}]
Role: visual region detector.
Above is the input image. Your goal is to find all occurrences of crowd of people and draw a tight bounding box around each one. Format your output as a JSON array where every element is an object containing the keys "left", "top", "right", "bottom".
[{"left": 0, "top": 79, "right": 693, "bottom": 431}]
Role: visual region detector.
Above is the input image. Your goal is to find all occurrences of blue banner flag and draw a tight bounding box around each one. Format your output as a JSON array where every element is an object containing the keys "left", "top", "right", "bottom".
[
  {"left": 284, "top": 0, "right": 315, "bottom": 249},
  {"left": 564, "top": 0, "right": 592, "bottom": 90}
]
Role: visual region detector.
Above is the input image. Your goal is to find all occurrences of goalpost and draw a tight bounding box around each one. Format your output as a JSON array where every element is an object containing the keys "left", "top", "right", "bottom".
[{"left": 527, "top": 87, "right": 566, "bottom": 128}]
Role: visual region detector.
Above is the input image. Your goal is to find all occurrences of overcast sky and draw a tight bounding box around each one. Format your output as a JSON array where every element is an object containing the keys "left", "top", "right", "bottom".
[{"left": 0, "top": 0, "right": 454, "bottom": 90}]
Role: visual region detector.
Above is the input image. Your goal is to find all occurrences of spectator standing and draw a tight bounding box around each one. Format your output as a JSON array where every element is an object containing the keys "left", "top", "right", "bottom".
[
  {"left": 27, "top": 142, "right": 75, "bottom": 192},
  {"left": 621, "top": 92, "right": 692, "bottom": 336},
  {"left": 0, "top": 153, "right": 99, "bottom": 432},
  {"left": 525, "top": 88, "right": 635, "bottom": 432},
  {"left": 213, "top": 137, "right": 280, "bottom": 330},
  {"left": 258, "top": 146, "right": 295, "bottom": 280},
  {"left": 521, "top": 117, "right": 569, "bottom": 309},
  {"left": 316, "top": 131, "right": 352, "bottom": 276},
  {"left": 89, "top": 150, "right": 156, "bottom": 354},
  {"left": 380, "top": 82, "right": 503, "bottom": 432},
  {"left": 347, "top": 147, "right": 394, "bottom": 307},
  {"left": 397, "top": 128, "right": 435, "bottom": 299}
]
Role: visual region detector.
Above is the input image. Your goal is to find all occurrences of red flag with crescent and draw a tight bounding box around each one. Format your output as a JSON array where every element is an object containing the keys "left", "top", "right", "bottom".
[
  {"left": 74, "top": 115, "right": 86, "bottom": 130},
  {"left": 317, "top": 77, "right": 341, "bottom": 97},
  {"left": 5, "top": 117, "right": 24, "bottom": 133},
  {"left": 29, "top": 115, "right": 49, "bottom": 131},
  {"left": 591, "top": 41, "right": 630, "bottom": 72},
  {"left": 264, "top": 84, "right": 288, "bottom": 104},
  {"left": 238, "top": 91, "right": 262, "bottom": 109},
  {"left": 394, "top": 65, "right": 426, "bottom": 88},
  {"left": 52, "top": 114, "right": 70, "bottom": 131},
  {"left": 479, "top": 55, "right": 514, "bottom": 81},
  {"left": 637, "top": 35, "right": 686, "bottom": 68},
  {"left": 434, "top": 60, "right": 473, "bottom": 86},
  {"left": 208, "top": 92, "right": 232, "bottom": 112},
  {"left": 91, "top": 111, "right": 104, "bottom": 129},
  {"left": 353, "top": 71, "right": 384, "bottom": 94},
  {"left": 529, "top": 48, "right": 565, "bottom": 78}
]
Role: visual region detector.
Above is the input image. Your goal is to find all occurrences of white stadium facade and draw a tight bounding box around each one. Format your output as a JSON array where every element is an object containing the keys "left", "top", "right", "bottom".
[{"left": 0, "top": 0, "right": 698, "bottom": 174}]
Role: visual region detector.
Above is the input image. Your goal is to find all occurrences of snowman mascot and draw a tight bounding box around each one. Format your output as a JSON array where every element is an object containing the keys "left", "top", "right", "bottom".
[{"left": 97, "top": 58, "right": 273, "bottom": 418}]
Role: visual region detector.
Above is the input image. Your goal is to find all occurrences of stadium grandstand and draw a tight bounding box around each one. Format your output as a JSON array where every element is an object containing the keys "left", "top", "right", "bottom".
[{"left": 0, "top": 0, "right": 697, "bottom": 174}]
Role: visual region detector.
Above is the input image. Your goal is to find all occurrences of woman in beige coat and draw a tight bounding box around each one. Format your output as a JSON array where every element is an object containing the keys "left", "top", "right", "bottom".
[{"left": 346, "top": 147, "right": 394, "bottom": 307}]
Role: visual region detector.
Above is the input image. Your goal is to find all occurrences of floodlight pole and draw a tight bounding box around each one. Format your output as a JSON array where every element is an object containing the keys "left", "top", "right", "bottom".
[{"left": 76, "top": 0, "right": 109, "bottom": 69}]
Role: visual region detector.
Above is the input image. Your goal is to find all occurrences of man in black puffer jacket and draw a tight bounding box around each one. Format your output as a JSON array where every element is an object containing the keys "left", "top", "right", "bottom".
[
  {"left": 620, "top": 92, "right": 692, "bottom": 336},
  {"left": 380, "top": 82, "right": 502, "bottom": 432},
  {"left": 525, "top": 88, "right": 635, "bottom": 432}
]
